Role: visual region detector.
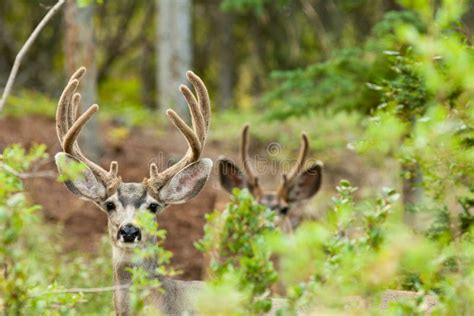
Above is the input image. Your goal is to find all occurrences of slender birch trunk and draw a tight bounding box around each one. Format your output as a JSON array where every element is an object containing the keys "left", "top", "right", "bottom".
[
  {"left": 156, "top": 0, "right": 192, "bottom": 116},
  {"left": 64, "top": 1, "right": 101, "bottom": 160}
]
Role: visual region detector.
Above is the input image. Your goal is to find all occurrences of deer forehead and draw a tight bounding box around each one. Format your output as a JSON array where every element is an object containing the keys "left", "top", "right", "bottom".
[
  {"left": 111, "top": 183, "right": 153, "bottom": 207},
  {"left": 259, "top": 192, "right": 279, "bottom": 205}
]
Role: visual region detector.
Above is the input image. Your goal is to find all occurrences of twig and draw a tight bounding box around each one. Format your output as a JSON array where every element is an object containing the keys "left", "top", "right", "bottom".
[
  {"left": 0, "top": 162, "right": 57, "bottom": 179},
  {"left": 31, "top": 157, "right": 54, "bottom": 172},
  {"left": 0, "top": 0, "right": 66, "bottom": 112},
  {"left": 30, "top": 284, "right": 161, "bottom": 297}
]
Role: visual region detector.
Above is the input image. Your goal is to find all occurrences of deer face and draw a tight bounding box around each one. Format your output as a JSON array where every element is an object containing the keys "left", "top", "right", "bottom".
[
  {"left": 217, "top": 125, "right": 322, "bottom": 231},
  {"left": 56, "top": 154, "right": 212, "bottom": 250},
  {"left": 54, "top": 67, "right": 212, "bottom": 254},
  {"left": 217, "top": 158, "right": 321, "bottom": 226},
  {"left": 104, "top": 183, "right": 152, "bottom": 248}
]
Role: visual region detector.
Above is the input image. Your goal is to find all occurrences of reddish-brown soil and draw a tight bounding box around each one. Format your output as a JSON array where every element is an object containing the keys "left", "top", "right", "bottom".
[{"left": 0, "top": 115, "right": 389, "bottom": 280}]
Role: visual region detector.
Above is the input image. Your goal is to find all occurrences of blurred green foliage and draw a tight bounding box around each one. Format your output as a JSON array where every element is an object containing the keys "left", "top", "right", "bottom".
[
  {"left": 221, "top": 0, "right": 289, "bottom": 16},
  {"left": 77, "top": 0, "right": 103, "bottom": 8},
  {"left": 357, "top": 1, "right": 473, "bottom": 228},
  {"left": 0, "top": 145, "right": 114, "bottom": 314},
  {"left": 195, "top": 189, "right": 277, "bottom": 314},
  {"left": 98, "top": 76, "right": 159, "bottom": 127},
  {"left": 263, "top": 10, "right": 425, "bottom": 118},
  {"left": 55, "top": 154, "right": 87, "bottom": 183},
  {"left": 211, "top": 109, "right": 362, "bottom": 162},
  {"left": 4, "top": 90, "right": 56, "bottom": 118},
  {"left": 127, "top": 211, "right": 176, "bottom": 314}
]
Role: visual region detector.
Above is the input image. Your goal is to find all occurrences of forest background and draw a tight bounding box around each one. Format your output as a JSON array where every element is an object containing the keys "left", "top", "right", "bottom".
[{"left": 1, "top": 0, "right": 473, "bottom": 314}]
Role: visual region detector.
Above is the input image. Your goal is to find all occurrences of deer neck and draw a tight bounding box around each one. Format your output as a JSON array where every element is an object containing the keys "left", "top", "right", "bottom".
[
  {"left": 111, "top": 236, "right": 162, "bottom": 315},
  {"left": 112, "top": 255, "right": 132, "bottom": 316}
]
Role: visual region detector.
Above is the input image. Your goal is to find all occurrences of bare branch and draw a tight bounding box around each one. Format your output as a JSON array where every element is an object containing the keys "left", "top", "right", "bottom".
[
  {"left": 0, "top": 0, "right": 65, "bottom": 112},
  {"left": 1, "top": 162, "right": 56, "bottom": 179},
  {"left": 30, "top": 284, "right": 161, "bottom": 297}
]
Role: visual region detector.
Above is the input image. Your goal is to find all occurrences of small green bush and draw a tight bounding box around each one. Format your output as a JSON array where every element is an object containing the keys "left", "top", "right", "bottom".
[
  {"left": 127, "top": 210, "right": 176, "bottom": 314},
  {"left": 0, "top": 144, "right": 113, "bottom": 315},
  {"left": 195, "top": 188, "right": 278, "bottom": 314},
  {"left": 4, "top": 90, "right": 56, "bottom": 118}
]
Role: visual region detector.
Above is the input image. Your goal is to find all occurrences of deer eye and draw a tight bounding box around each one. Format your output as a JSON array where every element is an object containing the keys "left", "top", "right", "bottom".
[
  {"left": 105, "top": 201, "right": 116, "bottom": 212},
  {"left": 148, "top": 203, "right": 159, "bottom": 214}
]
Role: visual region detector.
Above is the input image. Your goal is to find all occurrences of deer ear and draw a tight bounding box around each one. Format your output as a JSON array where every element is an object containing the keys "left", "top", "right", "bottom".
[
  {"left": 159, "top": 159, "right": 213, "bottom": 205},
  {"left": 55, "top": 153, "right": 106, "bottom": 201},
  {"left": 217, "top": 158, "right": 248, "bottom": 194},
  {"left": 286, "top": 162, "right": 322, "bottom": 203}
]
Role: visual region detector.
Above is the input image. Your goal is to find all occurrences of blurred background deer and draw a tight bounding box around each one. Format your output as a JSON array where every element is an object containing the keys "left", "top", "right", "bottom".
[{"left": 217, "top": 125, "right": 322, "bottom": 233}]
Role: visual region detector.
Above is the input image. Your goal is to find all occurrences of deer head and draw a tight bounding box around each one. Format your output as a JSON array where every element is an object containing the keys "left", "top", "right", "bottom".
[
  {"left": 55, "top": 67, "right": 212, "bottom": 254},
  {"left": 217, "top": 125, "right": 322, "bottom": 231}
]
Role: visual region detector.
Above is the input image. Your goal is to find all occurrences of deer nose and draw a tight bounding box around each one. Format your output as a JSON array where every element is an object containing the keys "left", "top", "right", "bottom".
[
  {"left": 279, "top": 206, "right": 289, "bottom": 216},
  {"left": 118, "top": 224, "right": 141, "bottom": 243}
]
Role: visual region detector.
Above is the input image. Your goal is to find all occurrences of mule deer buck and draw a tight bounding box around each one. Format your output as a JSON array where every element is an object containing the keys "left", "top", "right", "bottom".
[
  {"left": 217, "top": 125, "right": 322, "bottom": 232},
  {"left": 54, "top": 67, "right": 214, "bottom": 315}
]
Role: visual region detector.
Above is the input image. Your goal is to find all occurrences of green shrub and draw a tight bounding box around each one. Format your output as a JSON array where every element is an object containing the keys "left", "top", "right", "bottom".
[
  {"left": 4, "top": 90, "right": 56, "bottom": 118},
  {"left": 195, "top": 189, "right": 278, "bottom": 314},
  {"left": 127, "top": 211, "right": 176, "bottom": 314},
  {"left": 0, "top": 144, "right": 82, "bottom": 314},
  {"left": 0, "top": 144, "right": 113, "bottom": 315}
]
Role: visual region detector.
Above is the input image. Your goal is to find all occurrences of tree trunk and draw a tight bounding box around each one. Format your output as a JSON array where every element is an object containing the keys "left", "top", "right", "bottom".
[
  {"left": 401, "top": 160, "right": 423, "bottom": 227},
  {"left": 401, "top": 118, "right": 423, "bottom": 226},
  {"left": 217, "top": 10, "right": 234, "bottom": 110},
  {"left": 64, "top": 1, "right": 101, "bottom": 160},
  {"left": 140, "top": 40, "right": 156, "bottom": 109},
  {"left": 156, "top": 0, "right": 192, "bottom": 116}
]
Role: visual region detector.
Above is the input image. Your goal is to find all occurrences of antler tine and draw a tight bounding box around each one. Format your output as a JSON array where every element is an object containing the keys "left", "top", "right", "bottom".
[
  {"left": 56, "top": 67, "right": 86, "bottom": 143},
  {"left": 56, "top": 67, "right": 120, "bottom": 194},
  {"left": 69, "top": 92, "right": 81, "bottom": 126},
  {"left": 69, "top": 66, "right": 86, "bottom": 83},
  {"left": 179, "top": 84, "right": 205, "bottom": 146},
  {"left": 56, "top": 79, "right": 79, "bottom": 144},
  {"left": 63, "top": 104, "right": 98, "bottom": 154},
  {"left": 286, "top": 133, "right": 309, "bottom": 182},
  {"left": 109, "top": 161, "right": 119, "bottom": 177},
  {"left": 240, "top": 124, "right": 259, "bottom": 187},
  {"left": 166, "top": 109, "right": 201, "bottom": 161},
  {"left": 146, "top": 71, "right": 210, "bottom": 191},
  {"left": 145, "top": 109, "right": 200, "bottom": 186},
  {"left": 187, "top": 71, "right": 210, "bottom": 130},
  {"left": 277, "top": 134, "right": 308, "bottom": 197}
]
